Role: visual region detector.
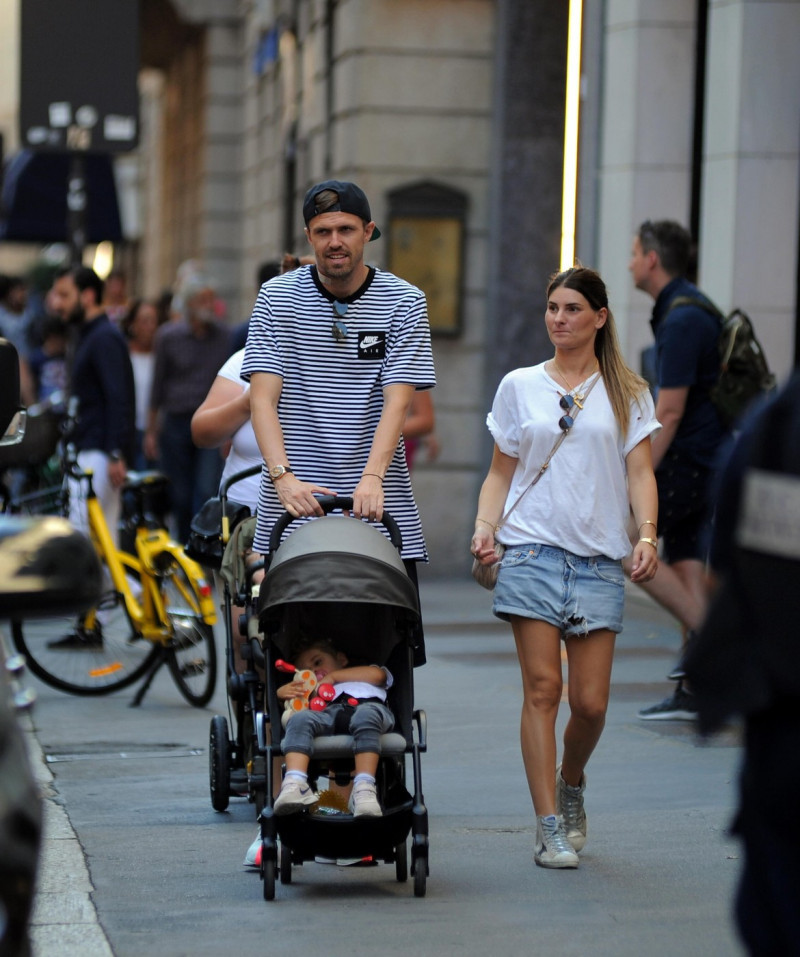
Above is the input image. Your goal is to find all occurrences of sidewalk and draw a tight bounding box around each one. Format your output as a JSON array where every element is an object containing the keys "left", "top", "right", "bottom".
[{"left": 23, "top": 575, "right": 722, "bottom": 955}]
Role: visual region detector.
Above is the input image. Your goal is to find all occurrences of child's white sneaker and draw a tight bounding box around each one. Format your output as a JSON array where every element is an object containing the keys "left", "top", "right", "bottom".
[
  {"left": 349, "top": 780, "right": 382, "bottom": 817},
  {"left": 273, "top": 778, "right": 318, "bottom": 815}
]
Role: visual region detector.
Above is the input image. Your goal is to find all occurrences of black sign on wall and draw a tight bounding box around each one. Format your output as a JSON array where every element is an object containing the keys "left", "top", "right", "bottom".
[{"left": 19, "top": 0, "right": 140, "bottom": 153}]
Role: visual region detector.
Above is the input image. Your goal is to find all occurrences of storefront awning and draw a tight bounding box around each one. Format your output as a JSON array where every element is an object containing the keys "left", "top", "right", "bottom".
[{"left": 0, "top": 150, "right": 122, "bottom": 243}]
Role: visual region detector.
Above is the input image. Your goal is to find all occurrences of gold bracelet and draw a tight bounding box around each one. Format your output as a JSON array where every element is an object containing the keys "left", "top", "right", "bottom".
[
  {"left": 638, "top": 520, "right": 657, "bottom": 532},
  {"left": 475, "top": 518, "right": 497, "bottom": 531},
  {"left": 362, "top": 472, "right": 384, "bottom": 482},
  {"left": 638, "top": 537, "right": 658, "bottom": 549}
]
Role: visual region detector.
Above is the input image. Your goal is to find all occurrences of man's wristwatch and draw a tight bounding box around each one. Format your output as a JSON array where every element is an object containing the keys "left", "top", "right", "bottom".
[
  {"left": 108, "top": 450, "right": 124, "bottom": 464},
  {"left": 268, "top": 464, "right": 293, "bottom": 482}
]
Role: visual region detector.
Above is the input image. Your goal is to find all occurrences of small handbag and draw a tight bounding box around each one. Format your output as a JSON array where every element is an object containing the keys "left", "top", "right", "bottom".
[
  {"left": 185, "top": 497, "right": 251, "bottom": 569},
  {"left": 471, "top": 372, "right": 599, "bottom": 590}
]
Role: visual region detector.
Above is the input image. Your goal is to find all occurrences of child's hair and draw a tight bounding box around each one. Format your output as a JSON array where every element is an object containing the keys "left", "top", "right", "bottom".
[{"left": 289, "top": 636, "right": 340, "bottom": 662}]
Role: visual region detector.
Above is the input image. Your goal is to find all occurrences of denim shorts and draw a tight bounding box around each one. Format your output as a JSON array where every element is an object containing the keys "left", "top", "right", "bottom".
[{"left": 492, "top": 543, "right": 625, "bottom": 638}]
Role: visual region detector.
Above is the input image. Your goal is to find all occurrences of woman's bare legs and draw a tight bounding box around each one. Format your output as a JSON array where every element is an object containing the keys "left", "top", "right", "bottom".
[
  {"left": 513, "top": 617, "right": 617, "bottom": 810},
  {"left": 561, "top": 629, "right": 616, "bottom": 786},
  {"left": 512, "top": 617, "right": 564, "bottom": 816}
]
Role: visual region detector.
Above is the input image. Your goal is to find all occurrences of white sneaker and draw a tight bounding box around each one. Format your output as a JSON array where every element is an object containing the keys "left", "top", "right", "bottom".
[
  {"left": 273, "top": 778, "right": 318, "bottom": 815},
  {"left": 349, "top": 780, "right": 382, "bottom": 817},
  {"left": 243, "top": 830, "right": 262, "bottom": 868},
  {"left": 534, "top": 815, "right": 579, "bottom": 869},
  {"left": 556, "top": 764, "right": 587, "bottom": 852}
]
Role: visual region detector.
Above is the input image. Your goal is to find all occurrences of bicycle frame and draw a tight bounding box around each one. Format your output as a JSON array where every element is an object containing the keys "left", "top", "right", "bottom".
[{"left": 79, "top": 476, "right": 216, "bottom": 641}]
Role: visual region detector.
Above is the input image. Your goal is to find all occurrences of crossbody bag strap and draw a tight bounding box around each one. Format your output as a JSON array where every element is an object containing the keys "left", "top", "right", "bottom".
[{"left": 497, "top": 371, "right": 601, "bottom": 531}]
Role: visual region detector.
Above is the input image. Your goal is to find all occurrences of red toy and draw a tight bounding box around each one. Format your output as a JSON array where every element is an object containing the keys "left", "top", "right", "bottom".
[{"left": 275, "top": 659, "right": 339, "bottom": 727}]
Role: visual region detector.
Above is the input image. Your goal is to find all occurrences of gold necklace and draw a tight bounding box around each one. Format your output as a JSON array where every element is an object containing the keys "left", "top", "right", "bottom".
[{"left": 551, "top": 358, "right": 598, "bottom": 406}]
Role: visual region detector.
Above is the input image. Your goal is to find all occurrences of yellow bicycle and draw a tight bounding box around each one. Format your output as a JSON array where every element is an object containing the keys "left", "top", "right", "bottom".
[{"left": 11, "top": 454, "right": 218, "bottom": 707}]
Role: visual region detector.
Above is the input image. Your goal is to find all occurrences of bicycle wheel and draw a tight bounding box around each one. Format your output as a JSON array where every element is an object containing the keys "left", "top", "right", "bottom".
[
  {"left": 11, "top": 589, "right": 160, "bottom": 696},
  {"left": 162, "top": 565, "right": 217, "bottom": 707}
]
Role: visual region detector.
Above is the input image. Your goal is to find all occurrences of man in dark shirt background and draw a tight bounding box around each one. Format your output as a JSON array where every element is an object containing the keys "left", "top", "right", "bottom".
[
  {"left": 145, "top": 273, "right": 230, "bottom": 542},
  {"left": 627, "top": 220, "right": 726, "bottom": 720},
  {"left": 50, "top": 265, "right": 135, "bottom": 543}
]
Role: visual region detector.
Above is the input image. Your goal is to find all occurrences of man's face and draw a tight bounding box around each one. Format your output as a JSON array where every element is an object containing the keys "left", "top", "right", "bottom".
[
  {"left": 49, "top": 274, "right": 82, "bottom": 323},
  {"left": 628, "top": 235, "right": 650, "bottom": 292},
  {"left": 186, "top": 288, "right": 217, "bottom": 324},
  {"left": 305, "top": 211, "right": 374, "bottom": 284}
]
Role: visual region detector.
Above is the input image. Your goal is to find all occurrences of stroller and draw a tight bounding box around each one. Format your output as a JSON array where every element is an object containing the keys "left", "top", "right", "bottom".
[{"left": 248, "top": 496, "right": 429, "bottom": 900}]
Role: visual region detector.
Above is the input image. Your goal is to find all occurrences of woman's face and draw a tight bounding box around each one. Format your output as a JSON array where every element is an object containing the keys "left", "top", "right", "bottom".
[
  {"left": 545, "top": 285, "right": 606, "bottom": 352},
  {"left": 130, "top": 303, "right": 158, "bottom": 347}
]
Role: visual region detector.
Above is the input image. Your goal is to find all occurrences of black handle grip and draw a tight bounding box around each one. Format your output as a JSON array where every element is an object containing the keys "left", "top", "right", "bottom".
[
  {"left": 220, "top": 463, "right": 263, "bottom": 506},
  {"left": 267, "top": 495, "right": 403, "bottom": 555}
]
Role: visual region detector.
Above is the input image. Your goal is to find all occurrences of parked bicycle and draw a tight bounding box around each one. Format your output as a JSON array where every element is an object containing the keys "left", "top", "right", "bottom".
[{"left": 8, "top": 405, "right": 219, "bottom": 708}]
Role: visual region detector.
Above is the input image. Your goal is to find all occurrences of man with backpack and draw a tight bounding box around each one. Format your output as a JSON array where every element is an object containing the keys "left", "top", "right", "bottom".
[{"left": 627, "top": 219, "right": 728, "bottom": 720}]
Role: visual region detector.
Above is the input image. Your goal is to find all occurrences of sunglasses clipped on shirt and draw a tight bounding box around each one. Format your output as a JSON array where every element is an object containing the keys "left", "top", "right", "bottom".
[
  {"left": 331, "top": 301, "right": 349, "bottom": 341},
  {"left": 558, "top": 392, "right": 582, "bottom": 432}
]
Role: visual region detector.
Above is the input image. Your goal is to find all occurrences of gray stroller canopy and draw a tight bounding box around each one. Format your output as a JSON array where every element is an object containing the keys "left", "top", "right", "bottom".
[{"left": 258, "top": 515, "right": 420, "bottom": 622}]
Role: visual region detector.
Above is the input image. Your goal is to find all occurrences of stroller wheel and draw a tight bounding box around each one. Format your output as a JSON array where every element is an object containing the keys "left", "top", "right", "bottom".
[
  {"left": 280, "top": 842, "right": 292, "bottom": 884},
  {"left": 262, "top": 854, "right": 276, "bottom": 901},
  {"left": 209, "top": 715, "right": 231, "bottom": 812},
  {"left": 413, "top": 860, "right": 427, "bottom": 898},
  {"left": 395, "top": 840, "right": 408, "bottom": 883}
]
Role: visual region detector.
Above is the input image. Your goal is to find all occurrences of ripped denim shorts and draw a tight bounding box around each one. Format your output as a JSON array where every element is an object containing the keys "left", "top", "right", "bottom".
[{"left": 492, "top": 543, "right": 625, "bottom": 637}]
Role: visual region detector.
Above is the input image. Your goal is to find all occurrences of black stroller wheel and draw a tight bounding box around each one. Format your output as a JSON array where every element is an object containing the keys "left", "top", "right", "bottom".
[
  {"left": 395, "top": 840, "right": 408, "bottom": 883},
  {"left": 413, "top": 860, "right": 426, "bottom": 898},
  {"left": 209, "top": 715, "right": 230, "bottom": 812},
  {"left": 279, "top": 842, "right": 292, "bottom": 884},
  {"left": 262, "top": 854, "right": 276, "bottom": 900}
]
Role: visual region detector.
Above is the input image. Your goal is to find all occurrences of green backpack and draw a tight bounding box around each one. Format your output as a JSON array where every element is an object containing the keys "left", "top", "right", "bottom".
[{"left": 667, "top": 297, "right": 777, "bottom": 430}]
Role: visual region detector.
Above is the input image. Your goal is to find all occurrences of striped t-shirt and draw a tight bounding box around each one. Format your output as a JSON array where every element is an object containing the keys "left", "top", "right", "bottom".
[{"left": 241, "top": 265, "right": 436, "bottom": 558}]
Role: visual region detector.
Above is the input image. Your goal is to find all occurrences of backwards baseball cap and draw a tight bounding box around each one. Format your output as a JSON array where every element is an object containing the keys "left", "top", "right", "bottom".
[{"left": 302, "top": 180, "right": 381, "bottom": 241}]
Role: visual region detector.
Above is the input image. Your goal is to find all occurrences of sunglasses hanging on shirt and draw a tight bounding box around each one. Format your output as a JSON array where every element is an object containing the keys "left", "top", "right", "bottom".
[{"left": 331, "top": 301, "right": 349, "bottom": 341}]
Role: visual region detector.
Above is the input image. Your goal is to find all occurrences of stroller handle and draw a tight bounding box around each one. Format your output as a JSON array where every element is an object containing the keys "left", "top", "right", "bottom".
[{"left": 267, "top": 495, "right": 404, "bottom": 555}]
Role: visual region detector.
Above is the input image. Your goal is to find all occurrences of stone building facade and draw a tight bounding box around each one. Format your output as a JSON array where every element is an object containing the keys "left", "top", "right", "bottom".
[{"left": 2, "top": 0, "right": 798, "bottom": 576}]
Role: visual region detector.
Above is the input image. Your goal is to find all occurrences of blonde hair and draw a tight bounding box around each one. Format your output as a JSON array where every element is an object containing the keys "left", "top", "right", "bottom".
[{"left": 547, "top": 266, "right": 649, "bottom": 435}]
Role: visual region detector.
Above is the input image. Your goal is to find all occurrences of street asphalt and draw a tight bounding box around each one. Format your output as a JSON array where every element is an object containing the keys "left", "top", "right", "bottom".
[{"left": 21, "top": 573, "right": 746, "bottom": 957}]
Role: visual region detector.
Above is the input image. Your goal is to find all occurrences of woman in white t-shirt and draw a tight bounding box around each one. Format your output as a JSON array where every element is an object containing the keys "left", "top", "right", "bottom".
[
  {"left": 122, "top": 299, "right": 160, "bottom": 470},
  {"left": 191, "top": 349, "right": 261, "bottom": 509},
  {"left": 471, "top": 266, "right": 660, "bottom": 871}
]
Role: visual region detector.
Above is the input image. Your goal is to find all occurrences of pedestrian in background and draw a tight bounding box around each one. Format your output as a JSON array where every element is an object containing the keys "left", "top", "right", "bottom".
[
  {"left": 49, "top": 265, "right": 135, "bottom": 546},
  {"left": 121, "top": 299, "right": 162, "bottom": 471},
  {"left": 472, "top": 265, "right": 659, "bottom": 869},
  {"left": 144, "top": 273, "right": 229, "bottom": 542},
  {"left": 627, "top": 220, "right": 725, "bottom": 721},
  {"left": 684, "top": 371, "right": 800, "bottom": 954}
]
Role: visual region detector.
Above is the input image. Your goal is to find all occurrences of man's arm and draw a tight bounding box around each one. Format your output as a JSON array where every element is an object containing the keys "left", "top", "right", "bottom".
[
  {"left": 249, "top": 371, "right": 335, "bottom": 517},
  {"left": 353, "top": 382, "right": 415, "bottom": 521},
  {"left": 650, "top": 385, "right": 688, "bottom": 469}
]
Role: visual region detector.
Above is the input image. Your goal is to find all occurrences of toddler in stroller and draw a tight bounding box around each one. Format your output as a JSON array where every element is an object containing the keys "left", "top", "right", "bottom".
[{"left": 271, "top": 639, "right": 395, "bottom": 818}]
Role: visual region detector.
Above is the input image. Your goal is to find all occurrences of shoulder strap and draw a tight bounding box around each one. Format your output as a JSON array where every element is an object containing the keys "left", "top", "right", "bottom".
[
  {"left": 497, "top": 372, "right": 600, "bottom": 530},
  {"left": 665, "top": 295, "right": 725, "bottom": 323}
]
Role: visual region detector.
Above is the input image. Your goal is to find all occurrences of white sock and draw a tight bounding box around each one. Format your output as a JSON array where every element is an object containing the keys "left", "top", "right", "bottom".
[
  {"left": 284, "top": 770, "right": 307, "bottom": 783},
  {"left": 353, "top": 773, "right": 375, "bottom": 786}
]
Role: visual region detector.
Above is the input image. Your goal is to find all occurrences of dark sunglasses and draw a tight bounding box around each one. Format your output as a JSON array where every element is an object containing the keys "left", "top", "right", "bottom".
[
  {"left": 558, "top": 393, "right": 580, "bottom": 432},
  {"left": 331, "top": 301, "right": 349, "bottom": 341}
]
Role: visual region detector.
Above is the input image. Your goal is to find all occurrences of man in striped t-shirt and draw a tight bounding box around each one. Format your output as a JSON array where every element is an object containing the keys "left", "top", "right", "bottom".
[{"left": 241, "top": 180, "right": 435, "bottom": 662}]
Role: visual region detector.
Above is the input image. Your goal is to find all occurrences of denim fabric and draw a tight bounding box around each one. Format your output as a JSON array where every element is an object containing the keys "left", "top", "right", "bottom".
[
  {"left": 493, "top": 543, "right": 625, "bottom": 637},
  {"left": 282, "top": 701, "right": 395, "bottom": 757},
  {"left": 159, "top": 412, "right": 223, "bottom": 542}
]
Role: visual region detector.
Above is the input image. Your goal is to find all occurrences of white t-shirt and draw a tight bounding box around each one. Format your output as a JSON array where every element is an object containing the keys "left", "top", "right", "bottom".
[
  {"left": 217, "top": 349, "right": 262, "bottom": 510},
  {"left": 241, "top": 265, "right": 436, "bottom": 558},
  {"left": 129, "top": 351, "right": 155, "bottom": 432},
  {"left": 487, "top": 362, "right": 660, "bottom": 560}
]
